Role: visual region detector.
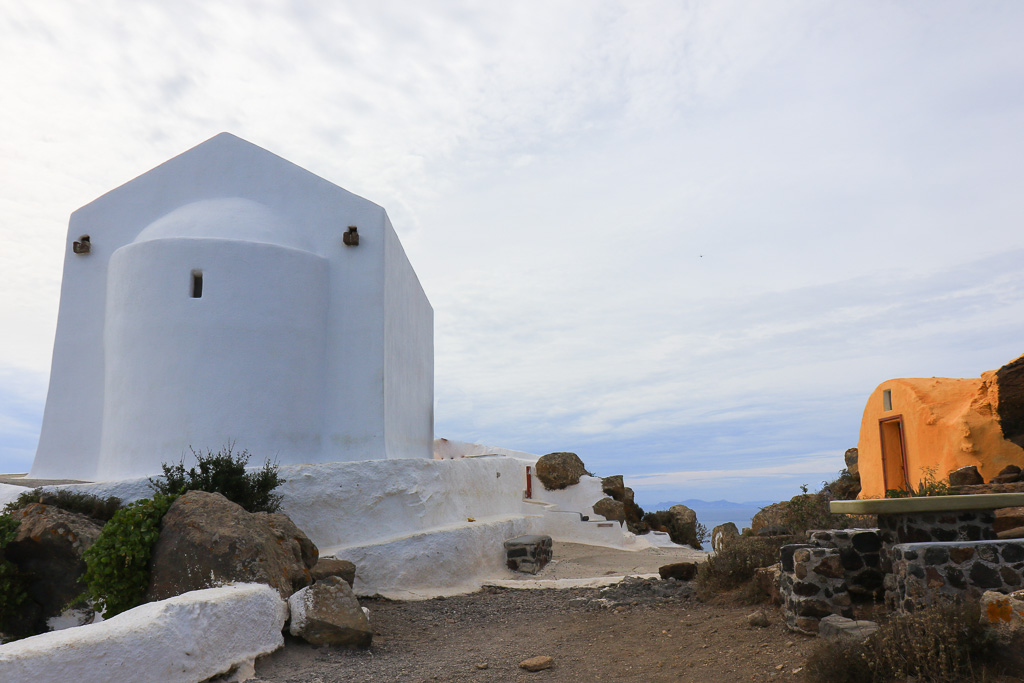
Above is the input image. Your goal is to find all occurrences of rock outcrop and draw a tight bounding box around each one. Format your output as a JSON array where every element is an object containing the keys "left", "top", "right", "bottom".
[
  {"left": 592, "top": 497, "right": 626, "bottom": 523},
  {"left": 645, "top": 505, "right": 702, "bottom": 549},
  {"left": 146, "top": 491, "right": 318, "bottom": 602},
  {"left": 996, "top": 355, "right": 1024, "bottom": 449},
  {"left": 751, "top": 502, "right": 790, "bottom": 534},
  {"left": 600, "top": 475, "right": 646, "bottom": 534},
  {"left": 948, "top": 465, "right": 984, "bottom": 487},
  {"left": 3, "top": 503, "right": 104, "bottom": 634},
  {"left": 287, "top": 576, "right": 372, "bottom": 647},
  {"left": 712, "top": 522, "right": 739, "bottom": 553},
  {"left": 534, "top": 452, "right": 587, "bottom": 490},
  {"left": 844, "top": 448, "right": 859, "bottom": 478}
]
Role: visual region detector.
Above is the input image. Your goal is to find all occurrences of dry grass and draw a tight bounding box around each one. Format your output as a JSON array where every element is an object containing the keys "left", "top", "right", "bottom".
[{"left": 803, "top": 599, "right": 1007, "bottom": 682}]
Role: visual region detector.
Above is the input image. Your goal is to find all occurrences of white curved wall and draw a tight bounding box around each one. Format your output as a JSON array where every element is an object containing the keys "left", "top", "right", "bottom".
[
  {"left": 98, "top": 238, "right": 329, "bottom": 478},
  {"left": 31, "top": 134, "right": 434, "bottom": 480}
]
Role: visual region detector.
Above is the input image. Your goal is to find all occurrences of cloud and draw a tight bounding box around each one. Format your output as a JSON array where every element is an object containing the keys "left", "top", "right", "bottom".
[{"left": 2, "top": 2, "right": 1024, "bottom": 501}]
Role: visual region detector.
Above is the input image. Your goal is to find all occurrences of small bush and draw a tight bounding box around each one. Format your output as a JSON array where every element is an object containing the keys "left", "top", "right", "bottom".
[
  {"left": 804, "top": 599, "right": 999, "bottom": 682},
  {"left": 766, "top": 476, "right": 875, "bottom": 535},
  {"left": 79, "top": 493, "right": 178, "bottom": 618},
  {"left": 0, "top": 514, "right": 30, "bottom": 641},
  {"left": 2, "top": 488, "right": 122, "bottom": 521},
  {"left": 885, "top": 465, "right": 950, "bottom": 499},
  {"left": 148, "top": 445, "right": 284, "bottom": 513},
  {"left": 827, "top": 468, "right": 861, "bottom": 500},
  {"left": 696, "top": 535, "right": 789, "bottom": 594}
]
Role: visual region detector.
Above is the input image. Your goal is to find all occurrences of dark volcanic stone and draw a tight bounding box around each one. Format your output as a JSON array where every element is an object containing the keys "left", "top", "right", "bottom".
[
  {"left": 948, "top": 465, "right": 984, "bottom": 487},
  {"left": 969, "top": 562, "right": 1003, "bottom": 589},
  {"left": 996, "top": 355, "right": 1024, "bottom": 449}
]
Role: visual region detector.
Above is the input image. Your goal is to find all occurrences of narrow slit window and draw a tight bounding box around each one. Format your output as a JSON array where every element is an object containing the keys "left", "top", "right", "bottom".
[
  {"left": 191, "top": 270, "right": 203, "bottom": 298},
  {"left": 883, "top": 389, "right": 892, "bottom": 412}
]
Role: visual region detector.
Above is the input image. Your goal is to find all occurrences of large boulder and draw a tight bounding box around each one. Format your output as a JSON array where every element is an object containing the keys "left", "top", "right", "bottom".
[
  {"left": 3, "top": 503, "right": 104, "bottom": 633},
  {"left": 712, "top": 522, "right": 739, "bottom": 553},
  {"left": 948, "top": 465, "right": 984, "bottom": 487},
  {"left": 145, "top": 491, "right": 318, "bottom": 602},
  {"left": 751, "top": 501, "right": 790, "bottom": 534},
  {"left": 601, "top": 475, "right": 633, "bottom": 503},
  {"left": 288, "top": 576, "right": 372, "bottom": 647},
  {"left": 600, "top": 475, "right": 647, "bottom": 533},
  {"left": 534, "top": 452, "right": 587, "bottom": 490},
  {"left": 645, "top": 505, "right": 702, "bottom": 549},
  {"left": 996, "top": 355, "right": 1024, "bottom": 449},
  {"left": 592, "top": 497, "right": 626, "bottom": 523}
]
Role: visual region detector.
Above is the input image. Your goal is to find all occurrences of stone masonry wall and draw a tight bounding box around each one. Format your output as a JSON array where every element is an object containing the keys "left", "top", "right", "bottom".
[
  {"left": 780, "top": 544, "right": 852, "bottom": 634},
  {"left": 878, "top": 511, "right": 996, "bottom": 607},
  {"left": 807, "top": 528, "right": 884, "bottom": 601},
  {"left": 889, "top": 539, "right": 1024, "bottom": 612}
]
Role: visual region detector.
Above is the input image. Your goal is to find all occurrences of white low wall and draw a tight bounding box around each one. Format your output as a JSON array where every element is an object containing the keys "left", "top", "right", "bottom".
[
  {"left": 0, "top": 583, "right": 287, "bottom": 682},
  {"left": 2, "top": 454, "right": 663, "bottom": 598}
]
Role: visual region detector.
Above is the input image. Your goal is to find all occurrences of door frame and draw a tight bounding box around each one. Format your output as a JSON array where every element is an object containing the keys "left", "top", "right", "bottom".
[{"left": 878, "top": 414, "right": 910, "bottom": 491}]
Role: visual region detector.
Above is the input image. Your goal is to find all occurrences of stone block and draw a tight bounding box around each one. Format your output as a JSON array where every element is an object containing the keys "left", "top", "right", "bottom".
[
  {"left": 818, "top": 615, "right": 878, "bottom": 640},
  {"left": 504, "top": 535, "right": 552, "bottom": 574}
]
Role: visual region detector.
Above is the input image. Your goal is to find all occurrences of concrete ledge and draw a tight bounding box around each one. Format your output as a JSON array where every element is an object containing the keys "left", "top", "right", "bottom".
[
  {"left": 831, "top": 493, "right": 1024, "bottom": 515},
  {"left": 0, "top": 583, "right": 287, "bottom": 683}
]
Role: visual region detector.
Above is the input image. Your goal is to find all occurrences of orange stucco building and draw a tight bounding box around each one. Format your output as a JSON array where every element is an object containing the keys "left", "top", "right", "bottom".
[{"left": 857, "top": 355, "right": 1024, "bottom": 499}]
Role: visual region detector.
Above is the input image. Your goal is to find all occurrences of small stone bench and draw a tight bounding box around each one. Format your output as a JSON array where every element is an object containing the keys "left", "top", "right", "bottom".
[{"left": 504, "top": 535, "right": 552, "bottom": 574}]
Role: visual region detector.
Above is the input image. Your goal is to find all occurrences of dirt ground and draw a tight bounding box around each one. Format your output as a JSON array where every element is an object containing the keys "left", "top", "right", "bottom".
[{"left": 252, "top": 578, "right": 819, "bottom": 683}]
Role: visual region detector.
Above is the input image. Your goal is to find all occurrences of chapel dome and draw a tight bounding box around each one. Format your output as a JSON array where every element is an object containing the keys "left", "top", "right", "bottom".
[{"left": 132, "top": 197, "right": 312, "bottom": 252}]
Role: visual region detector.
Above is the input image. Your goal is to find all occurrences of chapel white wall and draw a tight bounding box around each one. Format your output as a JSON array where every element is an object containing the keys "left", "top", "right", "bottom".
[{"left": 30, "top": 133, "right": 434, "bottom": 480}]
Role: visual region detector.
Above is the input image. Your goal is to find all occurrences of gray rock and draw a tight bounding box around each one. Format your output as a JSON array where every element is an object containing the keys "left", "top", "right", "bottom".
[
  {"left": 3, "top": 503, "right": 104, "bottom": 634},
  {"left": 752, "top": 502, "right": 790, "bottom": 534},
  {"left": 593, "top": 497, "right": 626, "bottom": 523},
  {"left": 146, "top": 491, "right": 318, "bottom": 602},
  {"left": 535, "top": 452, "right": 587, "bottom": 490},
  {"left": 712, "top": 522, "right": 739, "bottom": 552},
  {"left": 288, "top": 576, "right": 372, "bottom": 647},
  {"left": 818, "top": 614, "right": 878, "bottom": 640},
  {"left": 949, "top": 465, "right": 984, "bottom": 487},
  {"left": 312, "top": 558, "right": 356, "bottom": 587},
  {"left": 644, "top": 506, "right": 702, "bottom": 549}
]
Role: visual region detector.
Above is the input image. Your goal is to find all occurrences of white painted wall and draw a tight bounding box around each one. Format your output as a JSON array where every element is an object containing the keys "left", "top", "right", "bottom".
[
  {"left": 0, "top": 583, "right": 287, "bottom": 683},
  {"left": 30, "top": 134, "right": 433, "bottom": 480}
]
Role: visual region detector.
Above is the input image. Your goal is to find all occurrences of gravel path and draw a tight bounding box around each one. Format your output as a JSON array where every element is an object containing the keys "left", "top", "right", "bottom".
[{"left": 252, "top": 579, "right": 819, "bottom": 682}]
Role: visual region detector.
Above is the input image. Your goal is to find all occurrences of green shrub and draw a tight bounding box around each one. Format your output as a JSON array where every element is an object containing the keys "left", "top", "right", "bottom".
[
  {"left": 771, "top": 477, "right": 875, "bottom": 534},
  {"left": 148, "top": 445, "right": 284, "bottom": 513},
  {"left": 2, "top": 488, "right": 122, "bottom": 521},
  {"left": 828, "top": 468, "right": 861, "bottom": 500},
  {"left": 696, "top": 535, "right": 790, "bottom": 595},
  {"left": 79, "top": 493, "right": 177, "bottom": 618},
  {"left": 804, "top": 599, "right": 999, "bottom": 682},
  {"left": 0, "top": 514, "right": 30, "bottom": 641},
  {"left": 885, "top": 466, "right": 950, "bottom": 499}
]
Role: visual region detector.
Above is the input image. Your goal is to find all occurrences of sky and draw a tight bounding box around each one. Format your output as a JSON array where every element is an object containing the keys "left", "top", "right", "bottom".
[{"left": 2, "top": 1, "right": 1023, "bottom": 507}]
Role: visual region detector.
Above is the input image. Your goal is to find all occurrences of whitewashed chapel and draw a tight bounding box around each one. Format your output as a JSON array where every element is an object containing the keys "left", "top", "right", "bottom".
[{"left": 30, "top": 133, "right": 434, "bottom": 481}]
